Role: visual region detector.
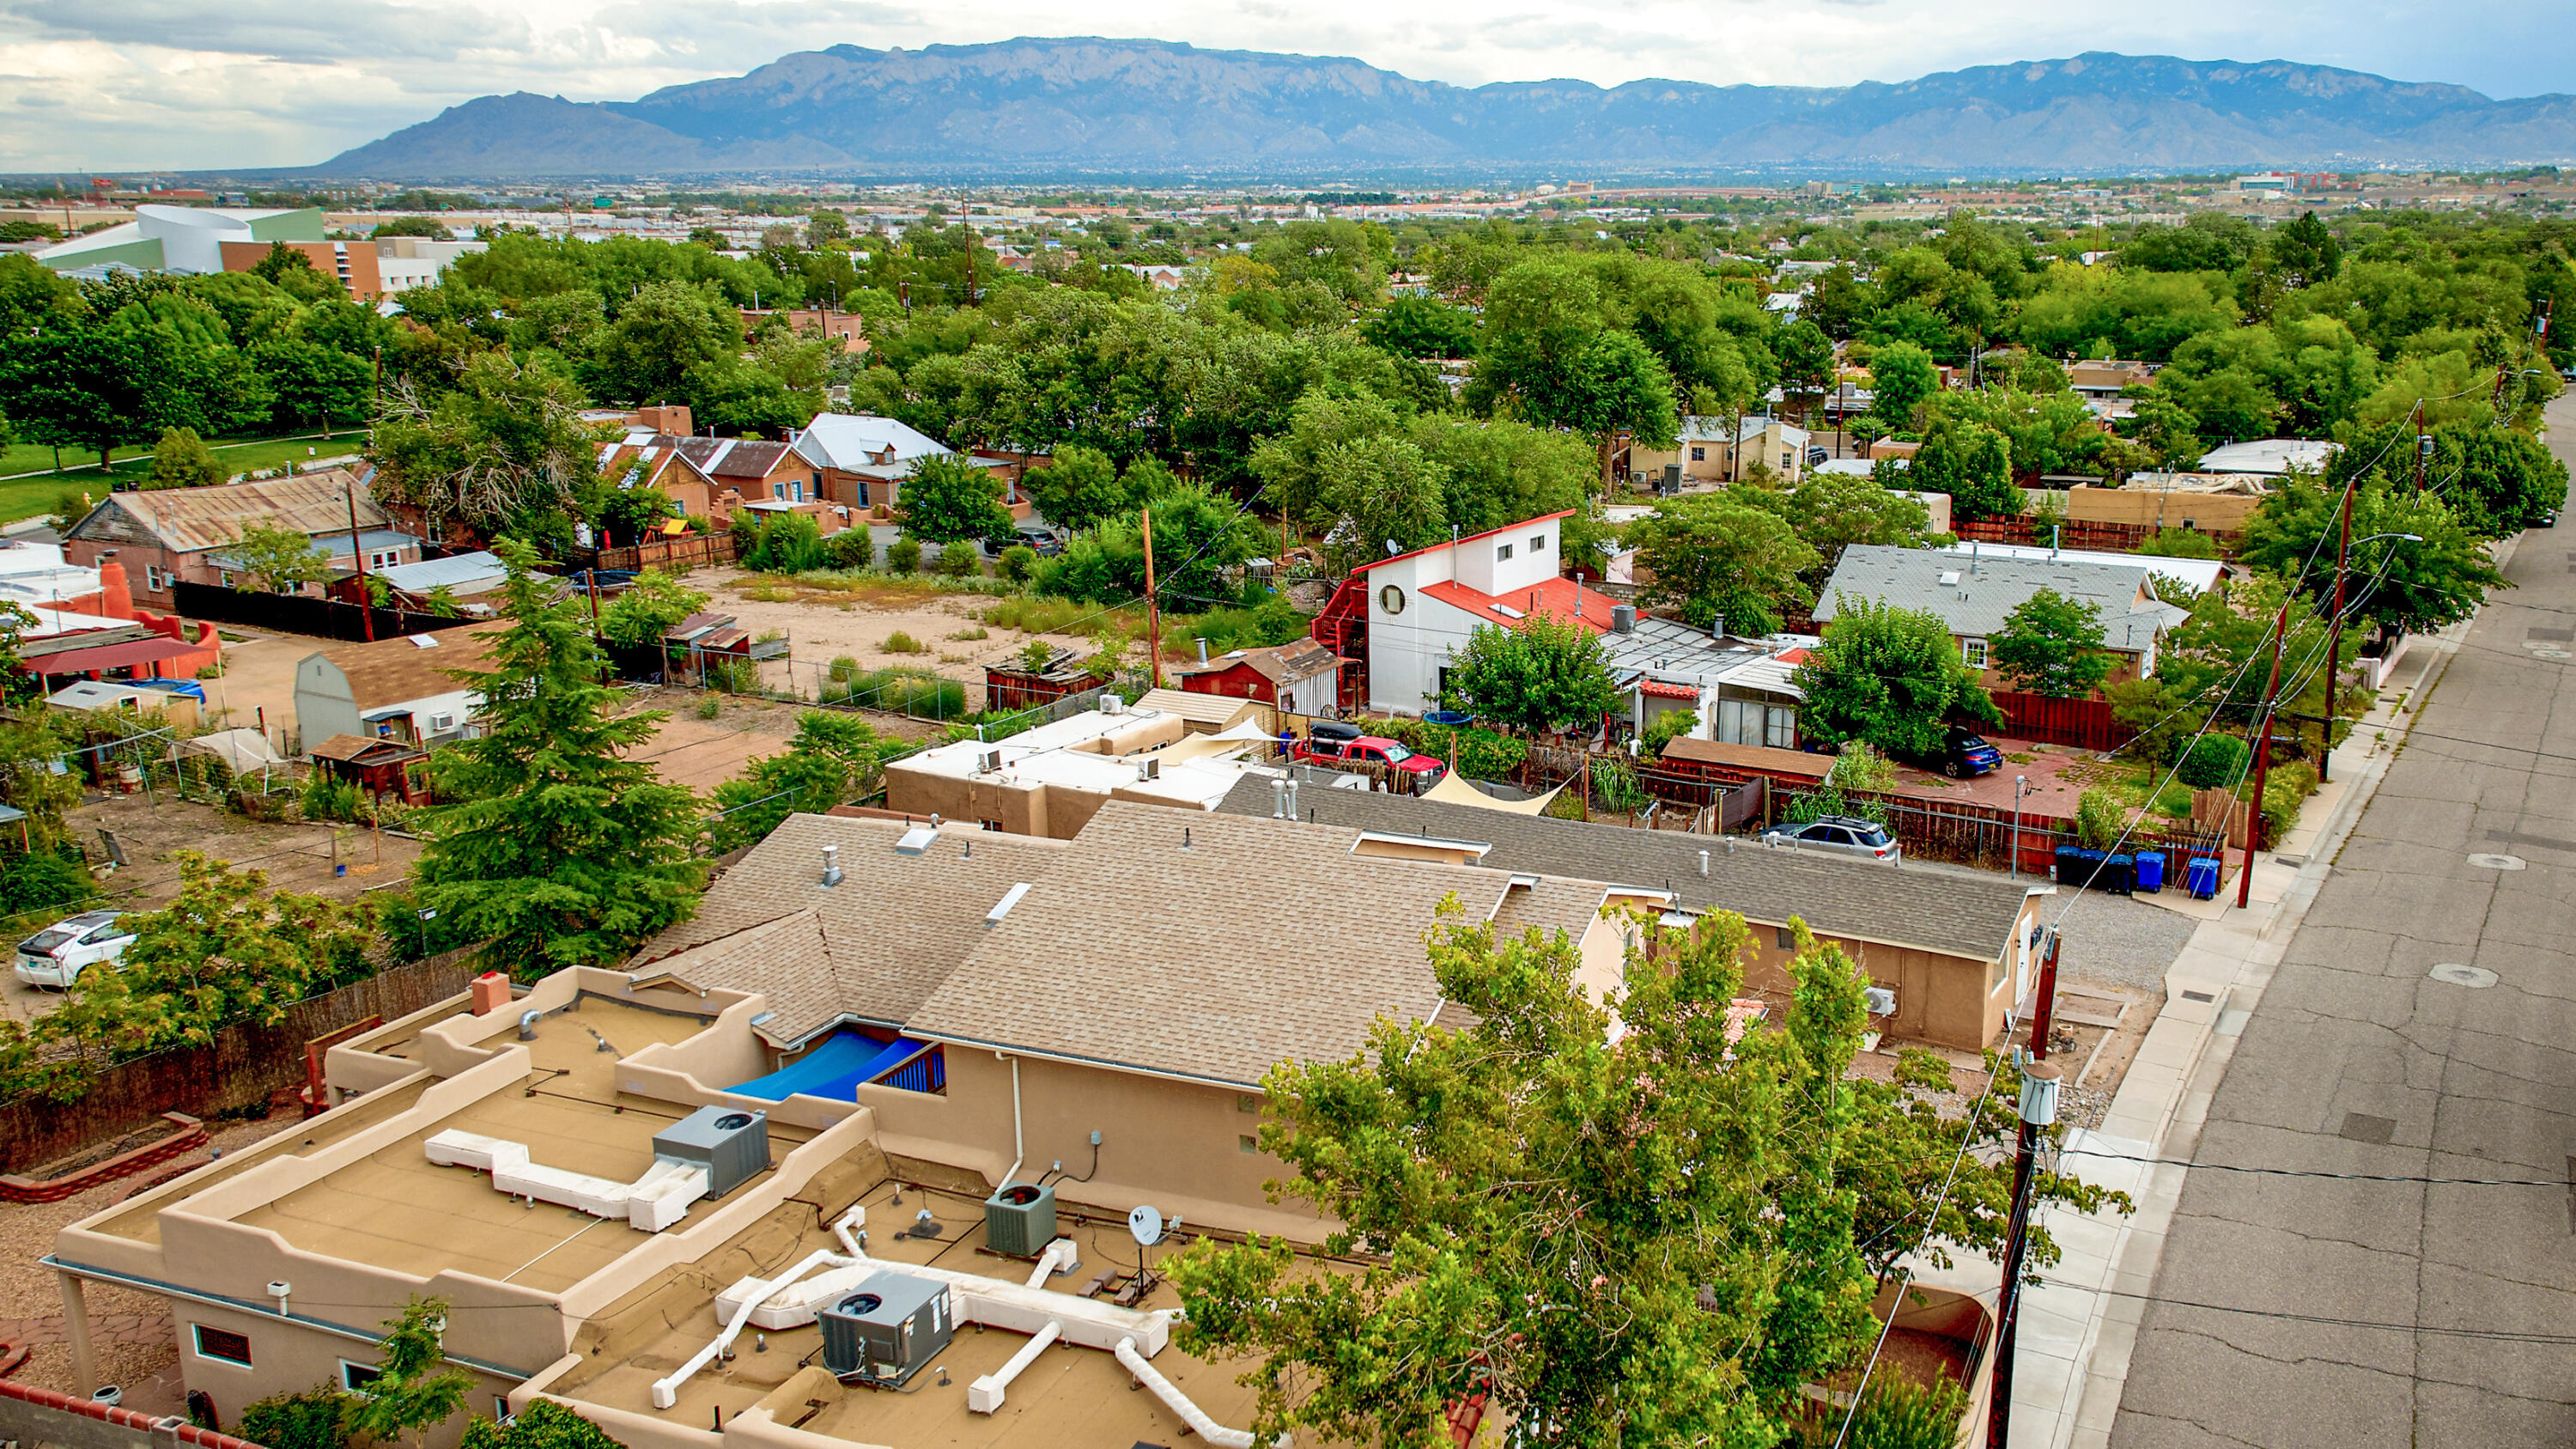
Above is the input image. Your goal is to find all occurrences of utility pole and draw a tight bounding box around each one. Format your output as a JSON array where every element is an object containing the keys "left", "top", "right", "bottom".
[
  {"left": 2413, "top": 401, "right": 2430, "bottom": 495},
  {"left": 1986, "top": 928, "right": 2063, "bottom": 1449},
  {"left": 1139, "top": 505, "right": 1162, "bottom": 691},
  {"left": 2318, "top": 478, "right": 2354, "bottom": 782},
  {"left": 344, "top": 486, "right": 375, "bottom": 642},
  {"left": 2236, "top": 594, "right": 2293, "bottom": 909}
]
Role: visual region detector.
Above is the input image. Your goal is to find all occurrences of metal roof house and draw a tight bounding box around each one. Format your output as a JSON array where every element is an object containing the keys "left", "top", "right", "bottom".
[
  {"left": 60, "top": 468, "right": 416, "bottom": 610},
  {"left": 1816, "top": 544, "right": 2188, "bottom": 689}
]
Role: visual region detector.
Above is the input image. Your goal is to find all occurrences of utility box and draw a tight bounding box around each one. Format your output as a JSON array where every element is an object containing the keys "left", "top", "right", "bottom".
[
  {"left": 983, "top": 1180, "right": 1056, "bottom": 1257},
  {"left": 818, "top": 1271, "right": 953, "bottom": 1386},
  {"left": 651, "top": 1106, "right": 769, "bottom": 1198}
]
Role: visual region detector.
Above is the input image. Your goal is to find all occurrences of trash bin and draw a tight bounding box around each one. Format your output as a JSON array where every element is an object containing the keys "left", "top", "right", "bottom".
[
  {"left": 2186, "top": 856, "right": 2221, "bottom": 899},
  {"left": 2053, "top": 846, "right": 2086, "bottom": 886},
  {"left": 2135, "top": 850, "right": 2166, "bottom": 893},
  {"left": 2104, "top": 852, "right": 2136, "bottom": 894}
]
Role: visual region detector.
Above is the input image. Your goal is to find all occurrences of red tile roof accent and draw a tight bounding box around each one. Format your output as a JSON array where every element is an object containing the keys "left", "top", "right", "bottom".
[{"left": 1420, "top": 575, "right": 1621, "bottom": 635}]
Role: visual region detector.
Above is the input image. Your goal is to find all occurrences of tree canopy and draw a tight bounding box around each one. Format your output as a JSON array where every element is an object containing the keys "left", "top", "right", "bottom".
[
  {"left": 1443, "top": 612, "right": 1622, "bottom": 736},
  {"left": 1990, "top": 587, "right": 2116, "bottom": 698},
  {"left": 1793, "top": 595, "right": 2002, "bottom": 758}
]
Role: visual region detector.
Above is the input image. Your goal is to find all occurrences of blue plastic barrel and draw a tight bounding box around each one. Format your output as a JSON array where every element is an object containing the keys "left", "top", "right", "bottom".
[{"left": 2135, "top": 850, "right": 2165, "bottom": 893}]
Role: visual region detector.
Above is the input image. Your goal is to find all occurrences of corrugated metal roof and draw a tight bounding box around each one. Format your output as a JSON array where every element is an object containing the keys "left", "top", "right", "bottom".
[
  {"left": 374, "top": 551, "right": 508, "bottom": 593},
  {"left": 76, "top": 469, "right": 391, "bottom": 555}
]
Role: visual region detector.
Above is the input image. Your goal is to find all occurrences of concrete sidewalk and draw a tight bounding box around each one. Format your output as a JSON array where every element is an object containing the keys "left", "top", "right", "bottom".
[{"left": 1903, "top": 610, "right": 2466, "bottom": 1448}]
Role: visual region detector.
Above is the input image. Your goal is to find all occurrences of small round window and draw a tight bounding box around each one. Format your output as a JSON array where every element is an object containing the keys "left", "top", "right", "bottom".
[{"left": 1378, "top": 584, "right": 1406, "bottom": 615}]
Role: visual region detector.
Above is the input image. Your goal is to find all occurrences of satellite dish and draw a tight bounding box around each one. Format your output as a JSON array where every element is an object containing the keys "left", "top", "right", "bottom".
[{"left": 1127, "top": 1204, "right": 1165, "bottom": 1246}]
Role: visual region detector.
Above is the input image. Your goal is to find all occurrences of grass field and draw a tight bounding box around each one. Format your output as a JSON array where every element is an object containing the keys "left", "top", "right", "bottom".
[{"left": 0, "top": 429, "right": 370, "bottom": 522}]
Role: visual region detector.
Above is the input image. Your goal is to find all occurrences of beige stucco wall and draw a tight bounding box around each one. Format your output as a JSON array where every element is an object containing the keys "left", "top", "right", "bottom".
[{"left": 2067, "top": 484, "right": 2263, "bottom": 532}]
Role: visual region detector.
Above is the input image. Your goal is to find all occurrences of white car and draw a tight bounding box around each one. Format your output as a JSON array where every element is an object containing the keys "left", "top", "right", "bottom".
[{"left": 14, "top": 911, "right": 136, "bottom": 989}]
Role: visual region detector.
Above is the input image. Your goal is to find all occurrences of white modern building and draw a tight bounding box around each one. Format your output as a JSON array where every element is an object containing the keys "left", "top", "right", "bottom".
[{"left": 36, "top": 205, "right": 324, "bottom": 277}]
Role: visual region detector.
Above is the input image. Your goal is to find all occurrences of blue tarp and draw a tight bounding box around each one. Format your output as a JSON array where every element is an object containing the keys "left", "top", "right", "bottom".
[{"left": 728, "top": 1031, "right": 928, "bottom": 1102}]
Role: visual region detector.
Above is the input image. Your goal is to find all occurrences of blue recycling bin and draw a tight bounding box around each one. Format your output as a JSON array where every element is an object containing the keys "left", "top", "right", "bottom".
[
  {"left": 2186, "top": 856, "right": 2221, "bottom": 899},
  {"left": 2135, "top": 850, "right": 2166, "bottom": 893}
]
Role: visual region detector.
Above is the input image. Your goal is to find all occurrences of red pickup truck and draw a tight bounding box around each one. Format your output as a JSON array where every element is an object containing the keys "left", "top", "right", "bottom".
[{"left": 1292, "top": 723, "right": 1447, "bottom": 784}]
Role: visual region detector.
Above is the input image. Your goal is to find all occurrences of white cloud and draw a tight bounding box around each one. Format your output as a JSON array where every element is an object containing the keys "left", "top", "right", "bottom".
[{"left": 0, "top": 0, "right": 2566, "bottom": 171}]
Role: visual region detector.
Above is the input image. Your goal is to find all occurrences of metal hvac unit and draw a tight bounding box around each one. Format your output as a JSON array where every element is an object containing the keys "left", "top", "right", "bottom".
[
  {"left": 982, "top": 1180, "right": 1057, "bottom": 1257},
  {"left": 817, "top": 1271, "right": 953, "bottom": 1386},
  {"left": 650, "top": 1105, "right": 770, "bottom": 1198}
]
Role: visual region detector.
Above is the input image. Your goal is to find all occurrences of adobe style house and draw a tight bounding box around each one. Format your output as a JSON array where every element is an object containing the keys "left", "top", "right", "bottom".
[
  {"left": 46, "top": 804, "right": 1653, "bottom": 1449},
  {"left": 1815, "top": 544, "right": 2190, "bottom": 692},
  {"left": 61, "top": 469, "right": 416, "bottom": 609},
  {"left": 1168, "top": 638, "right": 1342, "bottom": 715}
]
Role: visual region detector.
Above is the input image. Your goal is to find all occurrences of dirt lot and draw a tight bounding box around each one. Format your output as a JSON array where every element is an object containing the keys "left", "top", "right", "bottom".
[
  {"left": 701, "top": 570, "right": 1116, "bottom": 709},
  {"left": 1884, "top": 734, "right": 2095, "bottom": 821},
  {"left": 0, "top": 1106, "right": 316, "bottom": 1414}
]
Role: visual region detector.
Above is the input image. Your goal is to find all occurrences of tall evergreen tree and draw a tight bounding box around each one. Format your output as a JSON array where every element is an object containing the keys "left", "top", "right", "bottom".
[{"left": 416, "top": 539, "right": 703, "bottom": 974}]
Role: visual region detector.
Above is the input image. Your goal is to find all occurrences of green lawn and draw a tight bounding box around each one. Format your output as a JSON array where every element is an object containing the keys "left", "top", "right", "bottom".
[{"left": 0, "top": 429, "right": 373, "bottom": 522}]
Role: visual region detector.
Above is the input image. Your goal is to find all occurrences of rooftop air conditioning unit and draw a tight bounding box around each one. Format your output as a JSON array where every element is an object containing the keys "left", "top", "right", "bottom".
[
  {"left": 983, "top": 1179, "right": 1057, "bottom": 1257},
  {"left": 817, "top": 1271, "right": 952, "bottom": 1386},
  {"left": 975, "top": 748, "right": 1002, "bottom": 774},
  {"left": 1136, "top": 758, "right": 1161, "bottom": 782},
  {"left": 1100, "top": 693, "right": 1125, "bottom": 714},
  {"left": 650, "top": 1105, "right": 769, "bottom": 1198}
]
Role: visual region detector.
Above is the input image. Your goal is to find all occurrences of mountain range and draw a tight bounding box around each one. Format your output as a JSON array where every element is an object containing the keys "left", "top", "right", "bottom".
[{"left": 313, "top": 40, "right": 2576, "bottom": 180}]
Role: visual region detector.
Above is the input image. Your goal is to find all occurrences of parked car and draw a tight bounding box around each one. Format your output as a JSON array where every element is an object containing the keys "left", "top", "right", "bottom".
[
  {"left": 1292, "top": 723, "right": 1447, "bottom": 784},
  {"left": 14, "top": 910, "right": 136, "bottom": 989},
  {"left": 1806, "top": 445, "right": 1831, "bottom": 467},
  {"left": 983, "top": 525, "right": 1066, "bottom": 558},
  {"left": 1909, "top": 727, "right": 2003, "bottom": 779},
  {"left": 1760, "top": 816, "right": 1902, "bottom": 864}
]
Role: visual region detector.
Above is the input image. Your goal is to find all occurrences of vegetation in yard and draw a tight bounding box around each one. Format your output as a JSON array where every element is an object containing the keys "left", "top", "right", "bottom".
[
  {"left": 1442, "top": 612, "right": 1622, "bottom": 736},
  {"left": 708, "top": 710, "right": 897, "bottom": 853},
  {"left": 1793, "top": 595, "right": 2001, "bottom": 759},
  {"left": 881, "top": 630, "right": 927, "bottom": 654},
  {"left": 2175, "top": 734, "right": 2252, "bottom": 788},
  {"left": 598, "top": 569, "right": 710, "bottom": 648},
  {"left": 1990, "top": 588, "right": 2114, "bottom": 698}
]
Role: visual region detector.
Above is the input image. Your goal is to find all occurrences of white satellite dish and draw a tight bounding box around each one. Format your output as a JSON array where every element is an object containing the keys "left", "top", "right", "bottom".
[{"left": 1127, "top": 1204, "right": 1165, "bottom": 1246}]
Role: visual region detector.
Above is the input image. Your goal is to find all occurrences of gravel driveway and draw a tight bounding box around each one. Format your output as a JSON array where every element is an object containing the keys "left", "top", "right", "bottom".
[{"left": 2046, "top": 890, "right": 2197, "bottom": 991}]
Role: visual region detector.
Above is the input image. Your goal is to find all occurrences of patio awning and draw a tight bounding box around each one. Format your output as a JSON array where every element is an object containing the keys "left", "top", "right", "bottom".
[
  {"left": 29, "top": 636, "right": 201, "bottom": 674},
  {"left": 1637, "top": 679, "right": 1700, "bottom": 701}
]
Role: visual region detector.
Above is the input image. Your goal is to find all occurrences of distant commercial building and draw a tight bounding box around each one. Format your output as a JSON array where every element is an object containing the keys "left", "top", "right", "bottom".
[{"left": 33, "top": 205, "right": 483, "bottom": 300}]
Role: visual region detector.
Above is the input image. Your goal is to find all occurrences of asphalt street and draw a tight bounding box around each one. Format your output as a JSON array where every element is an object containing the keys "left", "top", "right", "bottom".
[{"left": 2111, "top": 396, "right": 2576, "bottom": 1446}]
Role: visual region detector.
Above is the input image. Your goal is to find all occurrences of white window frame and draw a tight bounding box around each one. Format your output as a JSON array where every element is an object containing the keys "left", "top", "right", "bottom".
[
  {"left": 1495, "top": 542, "right": 1513, "bottom": 561},
  {"left": 1690, "top": 446, "right": 1706, "bottom": 461},
  {"left": 1528, "top": 533, "right": 1546, "bottom": 552},
  {"left": 144, "top": 565, "right": 170, "bottom": 593},
  {"left": 339, "top": 1360, "right": 384, "bottom": 1394},
  {"left": 1961, "top": 637, "right": 1990, "bottom": 671}
]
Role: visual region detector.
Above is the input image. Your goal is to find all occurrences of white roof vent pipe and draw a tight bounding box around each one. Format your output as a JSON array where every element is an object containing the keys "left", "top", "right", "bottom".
[
  {"left": 822, "top": 844, "right": 843, "bottom": 887},
  {"left": 1195, "top": 637, "right": 1210, "bottom": 664}
]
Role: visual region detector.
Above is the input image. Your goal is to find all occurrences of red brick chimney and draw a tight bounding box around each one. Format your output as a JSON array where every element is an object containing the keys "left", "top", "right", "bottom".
[{"left": 94, "top": 559, "right": 136, "bottom": 619}]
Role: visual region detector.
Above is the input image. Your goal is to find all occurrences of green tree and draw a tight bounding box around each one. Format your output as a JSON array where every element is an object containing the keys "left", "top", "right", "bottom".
[
  {"left": 146, "top": 426, "right": 225, "bottom": 490},
  {"left": 229, "top": 521, "right": 331, "bottom": 594},
  {"left": 1908, "top": 418, "right": 2020, "bottom": 521},
  {"left": 2238, "top": 475, "right": 2506, "bottom": 637},
  {"left": 460, "top": 1401, "right": 627, "bottom": 1449},
  {"left": 1990, "top": 588, "right": 2115, "bottom": 698},
  {"left": 588, "top": 281, "right": 735, "bottom": 405},
  {"left": 346, "top": 1298, "right": 472, "bottom": 1449},
  {"left": 1020, "top": 444, "right": 1132, "bottom": 533},
  {"left": 598, "top": 568, "right": 708, "bottom": 648},
  {"left": 1444, "top": 613, "right": 1622, "bottom": 736},
  {"left": 595, "top": 486, "right": 677, "bottom": 549},
  {"left": 897, "top": 454, "right": 1012, "bottom": 545},
  {"left": 373, "top": 352, "right": 601, "bottom": 546},
  {"left": 1868, "top": 342, "right": 1939, "bottom": 428},
  {"left": 1168, "top": 906, "right": 1879, "bottom": 1447},
  {"left": 708, "top": 712, "right": 890, "bottom": 852},
  {"left": 239, "top": 1386, "right": 355, "bottom": 1449},
  {"left": 1793, "top": 594, "right": 2001, "bottom": 759},
  {"left": 112, "top": 852, "right": 382, "bottom": 1049},
  {"left": 1362, "top": 295, "right": 1479, "bottom": 358},
  {"left": 1755, "top": 470, "right": 1941, "bottom": 576},
  {"left": 416, "top": 539, "right": 704, "bottom": 975},
  {"left": 250, "top": 242, "right": 338, "bottom": 303},
  {"left": 1629, "top": 494, "right": 1820, "bottom": 635}
]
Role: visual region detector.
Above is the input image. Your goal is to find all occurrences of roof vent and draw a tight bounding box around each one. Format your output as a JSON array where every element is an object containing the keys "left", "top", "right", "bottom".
[
  {"left": 1938, "top": 570, "right": 1961, "bottom": 586},
  {"left": 1612, "top": 605, "right": 1637, "bottom": 634},
  {"left": 895, "top": 827, "right": 939, "bottom": 855},
  {"left": 410, "top": 636, "right": 439, "bottom": 649},
  {"left": 985, "top": 882, "right": 1032, "bottom": 925},
  {"left": 822, "top": 843, "right": 843, "bottom": 886}
]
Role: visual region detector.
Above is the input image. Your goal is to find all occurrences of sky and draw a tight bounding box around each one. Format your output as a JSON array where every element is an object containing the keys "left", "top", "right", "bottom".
[{"left": 2, "top": 0, "right": 2569, "bottom": 172}]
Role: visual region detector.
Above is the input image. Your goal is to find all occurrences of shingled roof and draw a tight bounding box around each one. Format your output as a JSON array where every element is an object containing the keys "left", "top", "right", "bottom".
[
  {"left": 625, "top": 814, "right": 1072, "bottom": 1046},
  {"left": 1215, "top": 776, "right": 2033, "bottom": 963},
  {"left": 310, "top": 624, "right": 503, "bottom": 711},
  {"left": 907, "top": 802, "right": 1617, "bottom": 1088}
]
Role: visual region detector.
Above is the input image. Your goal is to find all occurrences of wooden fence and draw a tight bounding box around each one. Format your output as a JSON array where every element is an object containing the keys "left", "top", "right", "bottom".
[
  {"left": 585, "top": 532, "right": 740, "bottom": 574},
  {"left": 1952, "top": 514, "right": 2244, "bottom": 557},
  {"left": 0, "top": 949, "right": 483, "bottom": 1173},
  {"left": 1991, "top": 691, "right": 2136, "bottom": 752}
]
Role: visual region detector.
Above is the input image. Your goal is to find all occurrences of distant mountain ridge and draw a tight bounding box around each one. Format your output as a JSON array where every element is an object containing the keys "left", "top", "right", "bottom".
[{"left": 314, "top": 39, "right": 2576, "bottom": 179}]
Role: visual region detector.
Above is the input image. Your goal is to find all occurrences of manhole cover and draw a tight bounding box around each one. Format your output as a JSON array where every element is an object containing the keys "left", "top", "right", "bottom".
[
  {"left": 2468, "top": 853, "right": 2527, "bottom": 870},
  {"left": 2339, "top": 1112, "right": 2397, "bottom": 1144},
  {"left": 2430, "top": 963, "right": 2499, "bottom": 988}
]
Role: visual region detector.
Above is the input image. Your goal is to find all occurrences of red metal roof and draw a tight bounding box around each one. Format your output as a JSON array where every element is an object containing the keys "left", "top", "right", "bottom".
[
  {"left": 29, "top": 636, "right": 203, "bottom": 674},
  {"left": 1353, "top": 512, "right": 1577, "bottom": 573},
  {"left": 1638, "top": 679, "right": 1699, "bottom": 700},
  {"left": 1419, "top": 575, "right": 1621, "bottom": 635}
]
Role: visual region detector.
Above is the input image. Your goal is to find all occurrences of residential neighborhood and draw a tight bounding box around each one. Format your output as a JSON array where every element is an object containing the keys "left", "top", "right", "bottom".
[{"left": 0, "top": 21, "right": 2571, "bottom": 1449}]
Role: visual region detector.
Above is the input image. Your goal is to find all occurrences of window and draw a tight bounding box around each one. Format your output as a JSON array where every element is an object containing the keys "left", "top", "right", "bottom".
[
  {"left": 1495, "top": 542, "right": 1514, "bottom": 561},
  {"left": 1528, "top": 533, "right": 1546, "bottom": 553},
  {"left": 194, "top": 1325, "right": 252, "bottom": 1367},
  {"left": 1238, "top": 1135, "right": 1258, "bottom": 1154},
  {"left": 1690, "top": 446, "right": 1706, "bottom": 461},
  {"left": 792, "top": 480, "right": 806, "bottom": 503},
  {"left": 1237, "top": 1093, "right": 1261, "bottom": 1113},
  {"left": 1775, "top": 925, "right": 1796, "bottom": 950},
  {"left": 144, "top": 565, "right": 169, "bottom": 593},
  {"left": 218, "top": 570, "right": 235, "bottom": 589},
  {"left": 340, "top": 1361, "right": 383, "bottom": 1393},
  {"left": 1961, "top": 638, "right": 1990, "bottom": 671}
]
